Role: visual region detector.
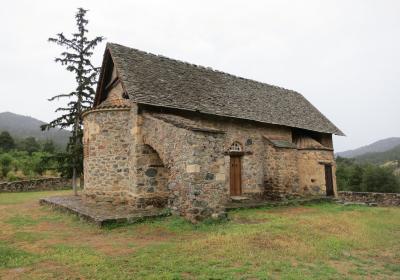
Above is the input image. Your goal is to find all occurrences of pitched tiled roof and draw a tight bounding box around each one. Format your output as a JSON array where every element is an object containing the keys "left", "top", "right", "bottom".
[
  {"left": 295, "top": 136, "right": 333, "bottom": 150},
  {"left": 146, "top": 113, "right": 225, "bottom": 134},
  {"left": 106, "top": 43, "right": 344, "bottom": 136},
  {"left": 269, "top": 140, "right": 298, "bottom": 149}
]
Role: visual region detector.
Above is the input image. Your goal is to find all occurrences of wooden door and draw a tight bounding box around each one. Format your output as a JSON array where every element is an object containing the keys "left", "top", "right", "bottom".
[
  {"left": 230, "top": 156, "right": 242, "bottom": 196},
  {"left": 325, "top": 165, "right": 334, "bottom": 196}
]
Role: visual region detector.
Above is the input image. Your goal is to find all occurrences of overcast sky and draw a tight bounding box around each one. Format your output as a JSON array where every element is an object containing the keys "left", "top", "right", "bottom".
[{"left": 1, "top": 0, "right": 399, "bottom": 152}]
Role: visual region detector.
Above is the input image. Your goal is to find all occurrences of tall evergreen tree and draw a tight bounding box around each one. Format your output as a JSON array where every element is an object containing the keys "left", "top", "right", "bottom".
[{"left": 42, "top": 8, "right": 104, "bottom": 195}]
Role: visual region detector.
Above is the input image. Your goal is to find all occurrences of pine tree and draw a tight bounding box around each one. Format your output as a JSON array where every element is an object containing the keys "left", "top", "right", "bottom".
[{"left": 42, "top": 8, "right": 104, "bottom": 195}]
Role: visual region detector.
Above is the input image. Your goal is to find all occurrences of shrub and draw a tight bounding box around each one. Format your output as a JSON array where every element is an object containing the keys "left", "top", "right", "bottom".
[
  {"left": 361, "top": 165, "right": 400, "bottom": 193},
  {"left": 336, "top": 157, "right": 400, "bottom": 193},
  {"left": 6, "top": 172, "right": 22, "bottom": 182},
  {"left": 0, "top": 154, "right": 13, "bottom": 178},
  {"left": 0, "top": 131, "right": 15, "bottom": 152}
]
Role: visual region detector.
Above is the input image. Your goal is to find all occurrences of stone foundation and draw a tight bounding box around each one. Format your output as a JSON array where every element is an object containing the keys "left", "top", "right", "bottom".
[{"left": 40, "top": 196, "right": 169, "bottom": 227}]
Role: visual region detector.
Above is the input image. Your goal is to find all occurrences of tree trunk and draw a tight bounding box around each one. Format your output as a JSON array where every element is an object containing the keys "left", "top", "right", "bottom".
[
  {"left": 72, "top": 101, "right": 80, "bottom": 196},
  {"left": 80, "top": 175, "right": 84, "bottom": 189},
  {"left": 72, "top": 166, "right": 77, "bottom": 196}
]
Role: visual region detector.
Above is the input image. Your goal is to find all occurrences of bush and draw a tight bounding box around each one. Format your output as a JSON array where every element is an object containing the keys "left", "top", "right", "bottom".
[
  {"left": 6, "top": 172, "right": 22, "bottom": 182},
  {"left": 361, "top": 165, "right": 400, "bottom": 193},
  {"left": 0, "top": 154, "right": 13, "bottom": 178},
  {"left": 0, "top": 131, "right": 15, "bottom": 152},
  {"left": 0, "top": 150, "right": 60, "bottom": 181},
  {"left": 336, "top": 157, "right": 400, "bottom": 193},
  {"left": 18, "top": 137, "right": 40, "bottom": 155}
]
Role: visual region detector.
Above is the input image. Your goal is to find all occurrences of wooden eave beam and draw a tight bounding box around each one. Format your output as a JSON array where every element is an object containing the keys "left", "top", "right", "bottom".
[
  {"left": 104, "top": 77, "right": 120, "bottom": 92},
  {"left": 94, "top": 50, "right": 112, "bottom": 107}
]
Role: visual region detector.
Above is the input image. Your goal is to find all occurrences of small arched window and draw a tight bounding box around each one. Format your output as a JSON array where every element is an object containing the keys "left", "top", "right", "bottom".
[{"left": 229, "top": 141, "right": 242, "bottom": 152}]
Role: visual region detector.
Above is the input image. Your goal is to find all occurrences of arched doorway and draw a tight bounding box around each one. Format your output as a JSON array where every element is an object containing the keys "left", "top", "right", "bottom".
[
  {"left": 140, "top": 144, "right": 168, "bottom": 194},
  {"left": 229, "top": 142, "right": 243, "bottom": 196}
]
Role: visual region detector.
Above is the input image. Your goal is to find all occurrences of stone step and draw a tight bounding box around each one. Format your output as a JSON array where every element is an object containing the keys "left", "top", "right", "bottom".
[
  {"left": 336, "top": 200, "right": 379, "bottom": 207},
  {"left": 230, "top": 196, "right": 250, "bottom": 203}
]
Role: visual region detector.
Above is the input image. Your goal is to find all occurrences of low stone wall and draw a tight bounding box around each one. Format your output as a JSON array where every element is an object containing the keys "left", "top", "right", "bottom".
[
  {"left": 338, "top": 191, "right": 400, "bottom": 206},
  {"left": 0, "top": 177, "right": 72, "bottom": 193}
]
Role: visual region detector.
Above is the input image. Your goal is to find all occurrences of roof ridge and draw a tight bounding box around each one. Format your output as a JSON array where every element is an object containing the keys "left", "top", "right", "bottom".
[{"left": 106, "top": 42, "right": 301, "bottom": 95}]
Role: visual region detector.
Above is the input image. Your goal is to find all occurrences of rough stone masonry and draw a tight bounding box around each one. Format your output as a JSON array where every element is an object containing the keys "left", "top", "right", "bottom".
[
  {"left": 0, "top": 177, "right": 71, "bottom": 192},
  {"left": 82, "top": 43, "right": 343, "bottom": 222}
]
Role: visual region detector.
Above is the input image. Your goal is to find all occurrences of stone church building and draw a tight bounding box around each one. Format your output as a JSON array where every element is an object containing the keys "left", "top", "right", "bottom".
[{"left": 82, "top": 43, "right": 344, "bottom": 221}]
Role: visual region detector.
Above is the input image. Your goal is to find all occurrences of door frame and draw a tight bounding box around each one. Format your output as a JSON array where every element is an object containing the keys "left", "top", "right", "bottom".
[
  {"left": 324, "top": 164, "right": 334, "bottom": 196},
  {"left": 229, "top": 155, "right": 242, "bottom": 196}
]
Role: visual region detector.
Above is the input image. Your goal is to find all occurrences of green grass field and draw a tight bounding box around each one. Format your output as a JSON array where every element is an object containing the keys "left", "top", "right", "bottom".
[{"left": 0, "top": 190, "right": 399, "bottom": 279}]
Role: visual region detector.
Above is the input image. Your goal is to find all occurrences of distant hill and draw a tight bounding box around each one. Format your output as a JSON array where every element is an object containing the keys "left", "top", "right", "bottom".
[
  {"left": 337, "top": 137, "right": 400, "bottom": 158},
  {"left": 354, "top": 144, "right": 400, "bottom": 165},
  {"left": 0, "top": 112, "right": 70, "bottom": 148}
]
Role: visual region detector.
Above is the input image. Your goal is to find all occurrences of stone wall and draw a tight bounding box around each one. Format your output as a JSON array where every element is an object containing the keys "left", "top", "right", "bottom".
[
  {"left": 264, "top": 144, "right": 299, "bottom": 199},
  {"left": 144, "top": 110, "right": 294, "bottom": 199},
  {"left": 82, "top": 107, "right": 131, "bottom": 204},
  {"left": 339, "top": 191, "right": 400, "bottom": 206},
  {"left": 135, "top": 144, "right": 168, "bottom": 195},
  {"left": 0, "top": 177, "right": 71, "bottom": 192},
  {"left": 297, "top": 149, "right": 336, "bottom": 196},
  {"left": 138, "top": 110, "right": 338, "bottom": 219},
  {"left": 140, "top": 113, "right": 227, "bottom": 222},
  {"left": 82, "top": 104, "right": 338, "bottom": 221}
]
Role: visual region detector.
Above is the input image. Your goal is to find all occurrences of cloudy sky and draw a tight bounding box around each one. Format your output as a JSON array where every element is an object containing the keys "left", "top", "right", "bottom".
[{"left": 1, "top": 0, "right": 399, "bottom": 152}]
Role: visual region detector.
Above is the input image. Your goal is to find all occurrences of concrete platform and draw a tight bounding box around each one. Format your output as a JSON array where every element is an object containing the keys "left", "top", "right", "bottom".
[
  {"left": 39, "top": 195, "right": 169, "bottom": 227},
  {"left": 40, "top": 195, "right": 333, "bottom": 226}
]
